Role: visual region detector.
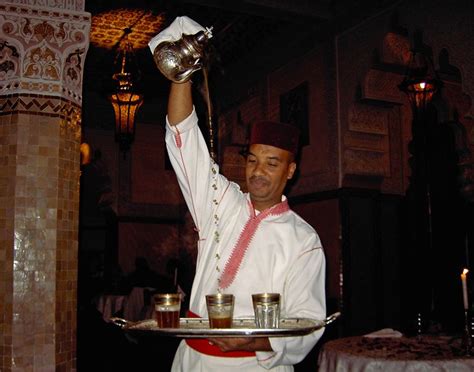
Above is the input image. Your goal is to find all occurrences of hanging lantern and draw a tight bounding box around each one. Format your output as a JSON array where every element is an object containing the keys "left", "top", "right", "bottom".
[
  {"left": 109, "top": 89, "right": 143, "bottom": 154},
  {"left": 109, "top": 31, "right": 143, "bottom": 156},
  {"left": 398, "top": 49, "right": 440, "bottom": 114}
]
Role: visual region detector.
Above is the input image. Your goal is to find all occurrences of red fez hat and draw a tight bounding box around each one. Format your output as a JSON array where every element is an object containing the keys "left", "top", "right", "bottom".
[{"left": 249, "top": 120, "right": 300, "bottom": 154}]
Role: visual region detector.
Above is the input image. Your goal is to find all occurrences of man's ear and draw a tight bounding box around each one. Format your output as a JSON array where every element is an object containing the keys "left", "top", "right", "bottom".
[{"left": 287, "top": 162, "right": 297, "bottom": 180}]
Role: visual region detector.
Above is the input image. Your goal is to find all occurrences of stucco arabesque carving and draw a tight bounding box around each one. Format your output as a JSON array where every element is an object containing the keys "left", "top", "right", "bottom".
[
  {"left": 0, "top": 3, "right": 90, "bottom": 105},
  {"left": 343, "top": 31, "right": 410, "bottom": 188},
  {"left": 3, "top": 0, "right": 84, "bottom": 12}
]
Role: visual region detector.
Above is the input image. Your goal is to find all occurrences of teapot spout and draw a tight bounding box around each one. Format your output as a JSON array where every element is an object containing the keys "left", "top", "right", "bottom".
[{"left": 175, "top": 65, "right": 202, "bottom": 83}]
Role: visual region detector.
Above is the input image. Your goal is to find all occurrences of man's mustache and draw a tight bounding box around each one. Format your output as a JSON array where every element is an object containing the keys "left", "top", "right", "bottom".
[{"left": 249, "top": 175, "right": 270, "bottom": 184}]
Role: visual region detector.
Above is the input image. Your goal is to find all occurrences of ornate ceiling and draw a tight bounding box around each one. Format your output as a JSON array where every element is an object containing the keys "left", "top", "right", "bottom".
[
  {"left": 90, "top": 8, "right": 166, "bottom": 50},
  {"left": 82, "top": 0, "right": 401, "bottom": 129}
]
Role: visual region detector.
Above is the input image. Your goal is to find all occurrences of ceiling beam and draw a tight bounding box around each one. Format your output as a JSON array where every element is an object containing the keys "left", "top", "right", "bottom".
[{"left": 180, "top": 0, "right": 332, "bottom": 21}]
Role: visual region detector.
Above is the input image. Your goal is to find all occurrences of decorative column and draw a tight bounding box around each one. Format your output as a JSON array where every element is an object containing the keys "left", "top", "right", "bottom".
[{"left": 0, "top": 1, "right": 90, "bottom": 371}]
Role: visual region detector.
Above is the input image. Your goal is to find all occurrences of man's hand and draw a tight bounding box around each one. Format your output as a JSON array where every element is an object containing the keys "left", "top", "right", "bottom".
[
  {"left": 207, "top": 337, "right": 272, "bottom": 352},
  {"left": 148, "top": 16, "right": 209, "bottom": 54}
]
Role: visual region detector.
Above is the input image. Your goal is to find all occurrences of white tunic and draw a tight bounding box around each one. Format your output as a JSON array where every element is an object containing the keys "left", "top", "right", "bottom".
[{"left": 165, "top": 109, "right": 326, "bottom": 371}]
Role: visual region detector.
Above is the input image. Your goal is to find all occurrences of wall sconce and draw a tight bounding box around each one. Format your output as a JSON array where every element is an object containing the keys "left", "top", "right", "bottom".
[
  {"left": 109, "top": 30, "right": 143, "bottom": 157},
  {"left": 80, "top": 142, "right": 92, "bottom": 166},
  {"left": 398, "top": 49, "right": 441, "bottom": 114}
]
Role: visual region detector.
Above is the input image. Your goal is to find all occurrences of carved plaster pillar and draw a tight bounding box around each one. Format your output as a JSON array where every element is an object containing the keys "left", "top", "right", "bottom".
[{"left": 0, "top": 1, "right": 90, "bottom": 371}]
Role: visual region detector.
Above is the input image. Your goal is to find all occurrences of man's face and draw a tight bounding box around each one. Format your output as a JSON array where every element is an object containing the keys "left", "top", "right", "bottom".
[{"left": 245, "top": 143, "right": 296, "bottom": 211}]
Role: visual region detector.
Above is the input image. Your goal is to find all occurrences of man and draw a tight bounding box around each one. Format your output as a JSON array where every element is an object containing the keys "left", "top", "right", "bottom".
[{"left": 152, "top": 17, "right": 326, "bottom": 372}]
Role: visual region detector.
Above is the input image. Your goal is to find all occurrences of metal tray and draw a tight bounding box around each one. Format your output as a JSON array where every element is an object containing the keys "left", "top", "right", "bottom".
[{"left": 112, "top": 312, "right": 340, "bottom": 338}]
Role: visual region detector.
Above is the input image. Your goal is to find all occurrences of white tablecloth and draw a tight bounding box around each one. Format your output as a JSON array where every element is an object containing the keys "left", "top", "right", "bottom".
[
  {"left": 96, "top": 294, "right": 126, "bottom": 321},
  {"left": 318, "top": 335, "right": 474, "bottom": 372},
  {"left": 96, "top": 287, "right": 157, "bottom": 322}
]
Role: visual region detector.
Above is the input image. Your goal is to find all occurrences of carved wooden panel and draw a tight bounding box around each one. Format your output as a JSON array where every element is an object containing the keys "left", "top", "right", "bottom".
[
  {"left": 362, "top": 69, "right": 405, "bottom": 104},
  {"left": 349, "top": 103, "right": 389, "bottom": 135},
  {"left": 344, "top": 148, "right": 389, "bottom": 177},
  {"left": 344, "top": 103, "right": 391, "bottom": 179}
]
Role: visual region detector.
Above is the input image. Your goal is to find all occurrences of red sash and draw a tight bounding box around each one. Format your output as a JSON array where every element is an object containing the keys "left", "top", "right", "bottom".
[{"left": 185, "top": 311, "right": 256, "bottom": 358}]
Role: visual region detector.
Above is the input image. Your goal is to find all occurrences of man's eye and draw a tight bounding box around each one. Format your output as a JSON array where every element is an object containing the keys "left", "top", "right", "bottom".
[
  {"left": 268, "top": 162, "right": 277, "bottom": 167},
  {"left": 247, "top": 158, "right": 256, "bottom": 163}
]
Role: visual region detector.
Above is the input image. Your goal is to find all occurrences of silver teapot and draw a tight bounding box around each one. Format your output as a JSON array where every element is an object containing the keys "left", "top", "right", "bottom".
[{"left": 152, "top": 28, "right": 213, "bottom": 83}]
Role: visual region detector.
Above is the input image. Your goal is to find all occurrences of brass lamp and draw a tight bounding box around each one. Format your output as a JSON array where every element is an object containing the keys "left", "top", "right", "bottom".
[
  {"left": 109, "top": 30, "right": 143, "bottom": 156},
  {"left": 398, "top": 49, "right": 440, "bottom": 113}
]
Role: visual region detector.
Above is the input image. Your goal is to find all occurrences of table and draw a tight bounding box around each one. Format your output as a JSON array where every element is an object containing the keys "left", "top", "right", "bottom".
[{"left": 318, "top": 335, "right": 474, "bottom": 371}]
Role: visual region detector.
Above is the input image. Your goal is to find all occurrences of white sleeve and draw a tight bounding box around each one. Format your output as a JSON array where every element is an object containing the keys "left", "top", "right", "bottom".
[
  {"left": 256, "top": 241, "right": 326, "bottom": 369},
  {"left": 165, "top": 108, "right": 233, "bottom": 232}
]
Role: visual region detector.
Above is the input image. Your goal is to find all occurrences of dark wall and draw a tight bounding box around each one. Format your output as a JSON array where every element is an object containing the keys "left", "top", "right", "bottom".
[{"left": 340, "top": 189, "right": 403, "bottom": 335}]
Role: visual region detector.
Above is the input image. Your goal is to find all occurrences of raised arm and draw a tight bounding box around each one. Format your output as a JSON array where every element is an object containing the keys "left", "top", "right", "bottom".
[{"left": 168, "top": 81, "right": 193, "bottom": 126}]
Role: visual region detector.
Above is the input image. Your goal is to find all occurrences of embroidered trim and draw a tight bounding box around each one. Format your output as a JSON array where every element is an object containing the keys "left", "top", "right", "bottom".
[
  {"left": 175, "top": 127, "right": 182, "bottom": 147},
  {"left": 219, "top": 199, "right": 290, "bottom": 289}
]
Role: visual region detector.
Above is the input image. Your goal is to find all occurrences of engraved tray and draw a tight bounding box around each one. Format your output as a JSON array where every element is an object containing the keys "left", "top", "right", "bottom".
[{"left": 112, "top": 312, "right": 340, "bottom": 338}]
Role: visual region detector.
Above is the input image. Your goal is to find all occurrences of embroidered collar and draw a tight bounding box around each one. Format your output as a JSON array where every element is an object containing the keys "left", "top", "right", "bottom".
[{"left": 218, "top": 198, "right": 290, "bottom": 289}]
